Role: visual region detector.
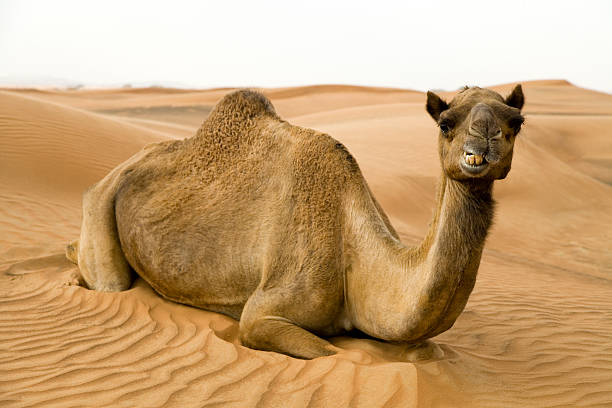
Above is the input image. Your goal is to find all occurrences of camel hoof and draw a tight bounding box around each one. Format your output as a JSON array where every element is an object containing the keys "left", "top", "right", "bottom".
[
  {"left": 66, "top": 239, "right": 79, "bottom": 264},
  {"left": 401, "top": 340, "right": 444, "bottom": 362}
]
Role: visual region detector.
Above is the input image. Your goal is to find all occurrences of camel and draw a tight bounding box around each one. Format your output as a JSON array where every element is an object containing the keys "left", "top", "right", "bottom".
[{"left": 66, "top": 85, "right": 525, "bottom": 360}]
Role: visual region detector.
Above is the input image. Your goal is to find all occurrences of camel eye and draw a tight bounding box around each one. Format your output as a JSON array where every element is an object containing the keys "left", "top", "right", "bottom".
[
  {"left": 509, "top": 116, "right": 524, "bottom": 134},
  {"left": 439, "top": 121, "right": 452, "bottom": 136}
]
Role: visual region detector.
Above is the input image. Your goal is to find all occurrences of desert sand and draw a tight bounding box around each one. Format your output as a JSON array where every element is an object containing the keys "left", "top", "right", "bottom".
[{"left": 1, "top": 81, "right": 611, "bottom": 407}]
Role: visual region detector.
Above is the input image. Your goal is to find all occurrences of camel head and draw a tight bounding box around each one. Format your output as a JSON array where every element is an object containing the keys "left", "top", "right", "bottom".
[{"left": 426, "top": 85, "right": 524, "bottom": 181}]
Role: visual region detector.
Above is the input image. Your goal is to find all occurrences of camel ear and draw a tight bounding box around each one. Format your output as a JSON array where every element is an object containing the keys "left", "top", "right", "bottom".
[
  {"left": 426, "top": 91, "right": 449, "bottom": 121},
  {"left": 505, "top": 84, "right": 524, "bottom": 111}
]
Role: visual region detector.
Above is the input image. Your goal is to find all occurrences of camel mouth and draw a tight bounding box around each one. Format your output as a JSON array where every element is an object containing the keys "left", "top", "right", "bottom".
[{"left": 461, "top": 152, "right": 489, "bottom": 175}]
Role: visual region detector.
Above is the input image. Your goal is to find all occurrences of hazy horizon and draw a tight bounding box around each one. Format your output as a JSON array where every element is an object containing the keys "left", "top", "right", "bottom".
[{"left": 1, "top": 0, "right": 611, "bottom": 93}]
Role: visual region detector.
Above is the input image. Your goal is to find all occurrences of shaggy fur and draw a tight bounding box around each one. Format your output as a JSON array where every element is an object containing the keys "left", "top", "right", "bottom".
[{"left": 67, "top": 86, "right": 524, "bottom": 360}]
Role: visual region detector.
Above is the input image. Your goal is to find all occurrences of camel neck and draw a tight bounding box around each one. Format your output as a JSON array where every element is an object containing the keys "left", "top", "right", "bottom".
[
  {"left": 345, "top": 172, "right": 495, "bottom": 342},
  {"left": 423, "top": 175, "right": 494, "bottom": 259},
  {"left": 402, "top": 174, "right": 495, "bottom": 341}
]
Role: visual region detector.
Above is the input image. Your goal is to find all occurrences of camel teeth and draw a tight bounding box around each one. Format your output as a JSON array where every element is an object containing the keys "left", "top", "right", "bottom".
[{"left": 464, "top": 153, "right": 484, "bottom": 166}]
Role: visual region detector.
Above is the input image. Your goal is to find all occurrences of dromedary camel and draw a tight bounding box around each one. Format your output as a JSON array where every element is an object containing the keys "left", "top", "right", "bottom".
[{"left": 67, "top": 85, "right": 524, "bottom": 359}]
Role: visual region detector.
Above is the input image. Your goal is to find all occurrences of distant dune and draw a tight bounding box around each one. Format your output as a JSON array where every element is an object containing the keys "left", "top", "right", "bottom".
[{"left": 1, "top": 81, "right": 611, "bottom": 407}]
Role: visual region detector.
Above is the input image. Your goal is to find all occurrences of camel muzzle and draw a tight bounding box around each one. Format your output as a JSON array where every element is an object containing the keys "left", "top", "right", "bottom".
[{"left": 462, "top": 102, "right": 506, "bottom": 173}]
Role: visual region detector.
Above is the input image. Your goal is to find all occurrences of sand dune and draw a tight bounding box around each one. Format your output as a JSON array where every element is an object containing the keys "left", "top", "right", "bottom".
[
  {"left": 0, "top": 90, "right": 170, "bottom": 255},
  {"left": 1, "top": 81, "right": 611, "bottom": 407}
]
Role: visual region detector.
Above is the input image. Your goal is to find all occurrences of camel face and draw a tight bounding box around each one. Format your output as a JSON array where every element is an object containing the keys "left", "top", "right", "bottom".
[{"left": 426, "top": 85, "right": 524, "bottom": 181}]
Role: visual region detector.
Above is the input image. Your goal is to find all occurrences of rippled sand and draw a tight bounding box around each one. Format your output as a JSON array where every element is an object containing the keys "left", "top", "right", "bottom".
[{"left": 1, "top": 81, "right": 611, "bottom": 407}]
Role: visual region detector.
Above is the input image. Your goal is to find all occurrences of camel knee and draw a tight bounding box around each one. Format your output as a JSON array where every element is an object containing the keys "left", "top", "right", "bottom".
[
  {"left": 239, "top": 314, "right": 297, "bottom": 352},
  {"left": 78, "top": 264, "right": 132, "bottom": 292},
  {"left": 239, "top": 315, "right": 271, "bottom": 350},
  {"left": 76, "top": 236, "right": 132, "bottom": 292}
]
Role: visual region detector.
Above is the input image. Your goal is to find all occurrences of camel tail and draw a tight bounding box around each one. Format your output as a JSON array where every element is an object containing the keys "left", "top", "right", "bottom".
[{"left": 66, "top": 239, "right": 79, "bottom": 264}]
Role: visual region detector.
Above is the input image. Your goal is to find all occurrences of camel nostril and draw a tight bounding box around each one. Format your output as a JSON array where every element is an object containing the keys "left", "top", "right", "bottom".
[
  {"left": 463, "top": 143, "right": 487, "bottom": 157},
  {"left": 491, "top": 130, "right": 502, "bottom": 139}
]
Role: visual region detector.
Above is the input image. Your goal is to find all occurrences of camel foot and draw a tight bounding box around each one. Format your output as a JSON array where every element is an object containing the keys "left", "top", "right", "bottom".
[
  {"left": 401, "top": 340, "right": 444, "bottom": 362},
  {"left": 66, "top": 239, "right": 79, "bottom": 264},
  {"left": 240, "top": 316, "right": 337, "bottom": 359}
]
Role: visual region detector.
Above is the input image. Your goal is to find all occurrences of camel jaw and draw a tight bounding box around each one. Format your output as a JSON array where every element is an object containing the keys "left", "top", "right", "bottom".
[{"left": 460, "top": 151, "right": 490, "bottom": 176}]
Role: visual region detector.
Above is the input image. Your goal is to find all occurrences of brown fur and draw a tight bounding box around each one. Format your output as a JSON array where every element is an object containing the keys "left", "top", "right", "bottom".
[{"left": 67, "top": 86, "right": 524, "bottom": 360}]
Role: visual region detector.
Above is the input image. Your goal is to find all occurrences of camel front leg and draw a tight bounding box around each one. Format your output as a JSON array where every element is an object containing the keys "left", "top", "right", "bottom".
[{"left": 240, "top": 315, "right": 337, "bottom": 359}]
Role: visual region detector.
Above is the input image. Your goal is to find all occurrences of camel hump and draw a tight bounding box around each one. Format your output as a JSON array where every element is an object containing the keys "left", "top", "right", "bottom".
[{"left": 209, "top": 89, "right": 277, "bottom": 122}]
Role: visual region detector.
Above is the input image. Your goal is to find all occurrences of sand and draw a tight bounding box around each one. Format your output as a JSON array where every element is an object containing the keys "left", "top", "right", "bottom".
[{"left": 1, "top": 81, "right": 611, "bottom": 407}]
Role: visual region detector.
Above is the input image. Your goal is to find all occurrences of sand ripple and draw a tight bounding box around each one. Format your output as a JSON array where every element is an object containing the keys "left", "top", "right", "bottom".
[{"left": 0, "top": 255, "right": 431, "bottom": 407}]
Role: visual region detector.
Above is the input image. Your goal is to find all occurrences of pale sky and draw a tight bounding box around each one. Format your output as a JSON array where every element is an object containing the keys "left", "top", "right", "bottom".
[{"left": 1, "top": 0, "right": 611, "bottom": 92}]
